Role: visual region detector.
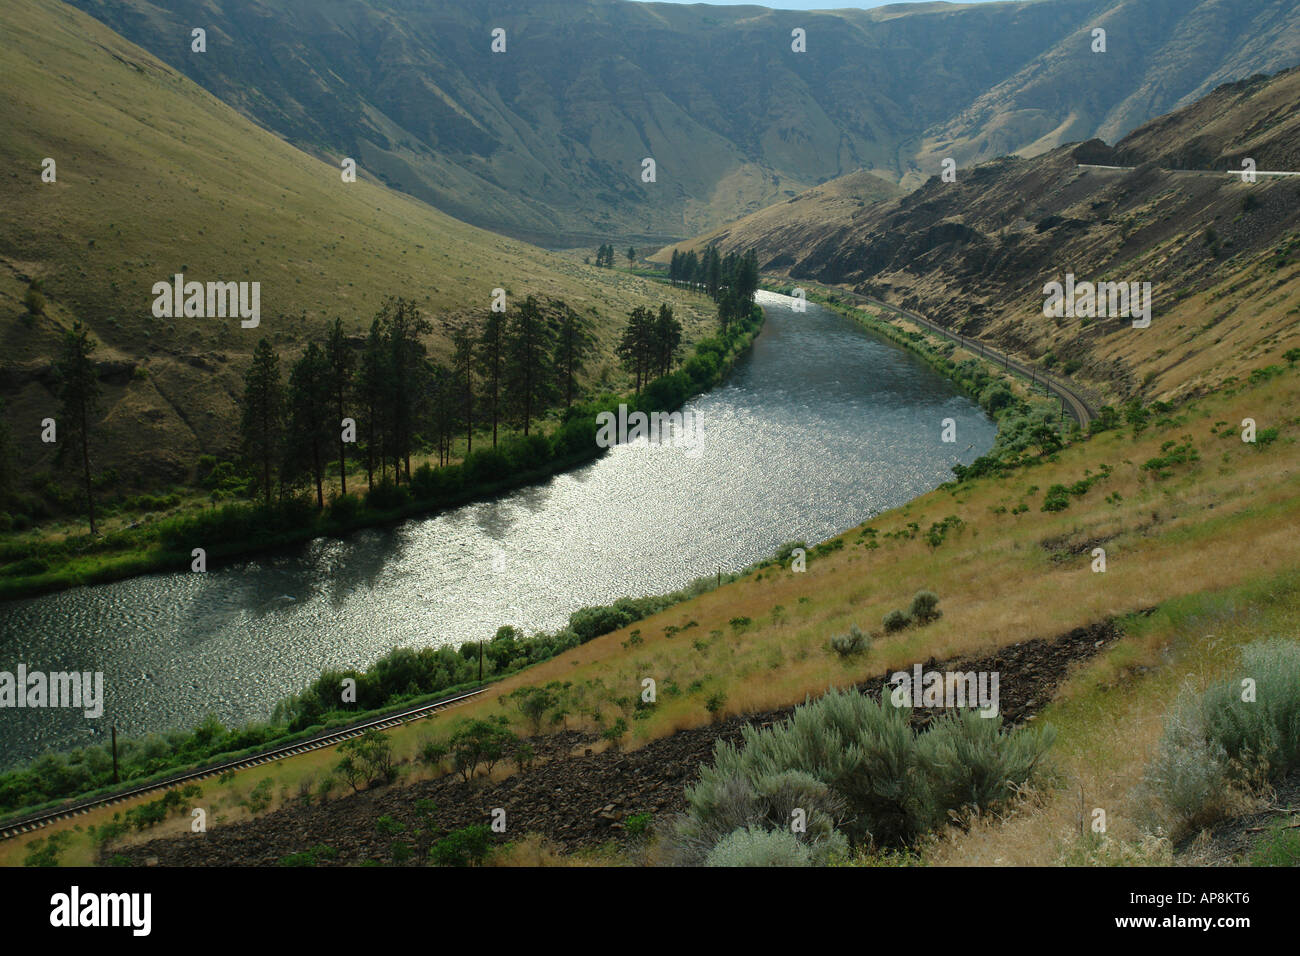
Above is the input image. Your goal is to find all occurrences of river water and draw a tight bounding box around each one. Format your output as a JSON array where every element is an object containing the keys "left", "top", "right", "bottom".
[{"left": 0, "top": 291, "right": 995, "bottom": 766}]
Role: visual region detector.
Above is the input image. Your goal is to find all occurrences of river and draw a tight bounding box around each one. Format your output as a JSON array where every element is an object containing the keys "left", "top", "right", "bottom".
[{"left": 0, "top": 291, "right": 995, "bottom": 766}]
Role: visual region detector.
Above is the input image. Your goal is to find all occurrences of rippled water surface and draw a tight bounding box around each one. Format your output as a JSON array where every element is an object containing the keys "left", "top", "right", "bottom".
[{"left": 0, "top": 292, "right": 995, "bottom": 764}]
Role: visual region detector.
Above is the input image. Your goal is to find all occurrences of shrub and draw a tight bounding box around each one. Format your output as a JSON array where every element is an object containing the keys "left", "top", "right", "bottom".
[
  {"left": 418, "top": 740, "right": 448, "bottom": 769},
  {"left": 882, "top": 609, "right": 911, "bottom": 633},
  {"left": 669, "top": 767, "right": 846, "bottom": 867},
  {"left": 829, "top": 625, "right": 871, "bottom": 658},
  {"left": 23, "top": 831, "right": 70, "bottom": 867},
  {"left": 1042, "top": 484, "right": 1070, "bottom": 512},
  {"left": 705, "top": 826, "right": 815, "bottom": 867},
  {"left": 364, "top": 479, "right": 409, "bottom": 512},
  {"left": 908, "top": 591, "right": 942, "bottom": 625},
  {"left": 336, "top": 729, "right": 396, "bottom": 789},
  {"left": 279, "top": 844, "right": 338, "bottom": 867},
  {"left": 917, "top": 708, "right": 1053, "bottom": 813},
  {"left": 509, "top": 686, "right": 556, "bottom": 733},
  {"left": 450, "top": 718, "right": 517, "bottom": 782},
  {"left": 980, "top": 384, "right": 1015, "bottom": 414},
  {"left": 568, "top": 604, "right": 635, "bottom": 643},
  {"left": 1142, "top": 639, "right": 1300, "bottom": 835},
  {"left": 705, "top": 692, "right": 728, "bottom": 721},
  {"left": 244, "top": 778, "right": 275, "bottom": 814},
  {"left": 326, "top": 493, "right": 362, "bottom": 524},
  {"left": 429, "top": 825, "right": 493, "bottom": 867},
  {"left": 625, "top": 812, "right": 653, "bottom": 838},
  {"left": 602, "top": 717, "right": 629, "bottom": 747},
  {"left": 667, "top": 687, "right": 1053, "bottom": 861}
]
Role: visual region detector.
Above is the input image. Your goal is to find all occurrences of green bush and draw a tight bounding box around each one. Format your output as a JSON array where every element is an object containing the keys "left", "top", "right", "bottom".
[
  {"left": 23, "top": 831, "right": 70, "bottom": 867},
  {"left": 429, "top": 825, "right": 493, "bottom": 867},
  {"left": 668, "top": 687, "right": 1053, "bottom": 861},
  {"left": 364, "top": 479, "right": 409, "bottom": 511},
  {"left": 908, "top": 591, "right": 942, "bottom": 625},
  {"left": 882, "top": 609, "right": 911, "bottom": 633},
  {"left": 326, "top": 493, "right": 362, "bottom": 524},
  {"left": 450, "top": 718, "right": 516, "bottom": 782},
  {"left": 705, "top": 826, "right": 815, "bottom": 867},
  {"left": 829, "top": 625, "right": 871, "bottom": 658},
  {"left": 1042, "top": 484, "right": 1071, "bottom": 512},
  {"left": 1143, "top": 639, "right": 1300, "bottom": 834}
]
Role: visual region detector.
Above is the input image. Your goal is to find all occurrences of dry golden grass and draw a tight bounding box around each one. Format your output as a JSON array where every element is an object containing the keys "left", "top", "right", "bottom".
[{"left": 8, "top": 357, "right": 1297, "bottom": 867}]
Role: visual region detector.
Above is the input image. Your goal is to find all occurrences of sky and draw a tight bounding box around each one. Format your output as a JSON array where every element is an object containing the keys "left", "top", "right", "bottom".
[{"left": 647, "top": 0, "right": 1015, "bottom": 9}]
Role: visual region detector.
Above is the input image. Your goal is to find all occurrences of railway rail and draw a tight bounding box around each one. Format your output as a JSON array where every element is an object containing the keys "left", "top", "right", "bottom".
[
  {"left": 0, "top": 686, "right": 489, "bottom": 843},
  {"left": 781, "top": 280, "right": 1096, "bottom": 428}
]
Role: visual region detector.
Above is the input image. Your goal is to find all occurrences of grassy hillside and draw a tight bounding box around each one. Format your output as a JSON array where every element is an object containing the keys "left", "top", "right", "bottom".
[
  {"left": 0, "top": 0, "right": 715, "bottom": 493},
  {"left": 65, "top": 0, "right": 1300, "bottom": 244},
  {"left": 11, "top": 301, "right": 1298, "bottom": 867},
  {"left": 662, "top": 65, "right": 1300, "bottom": 407}
]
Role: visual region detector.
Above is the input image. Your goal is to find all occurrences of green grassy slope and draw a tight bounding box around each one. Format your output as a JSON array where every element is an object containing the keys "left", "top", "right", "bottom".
[{"left": 11, "top": 312, "right": 1298, "bottom": 867}]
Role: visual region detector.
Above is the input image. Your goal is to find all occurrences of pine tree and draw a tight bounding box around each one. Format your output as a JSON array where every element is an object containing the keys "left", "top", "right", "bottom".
[
  {"left": 55, "top": 321, "right": 101, "bottom": 533},
  {"left": 385, "top": 298, "right": 432, "bottom": 482},
  {"left": 477, "top": 309, "right": 506, "bottom": 448},
  {"left": 617, "top": 306, "right": 656, "bottom": 393},
  {"left": 505, "top": 295, "right": 557, "bottom": 435},
  {"left": 426, "top": 362, "right": 455, "bottom": 467},
  {"left": 554, "top": 302, "right": 594, "bottom": 410},
  {"left": 240, "top": 338, "right": 285, "bottom": 508},
  {"left": 450, "top": 320, "right": 476, "bottom": 456},
  {"left": 324, "top": 317, "right": 356, "bottom": 496},
  {"left": 357, "top": 318, "right": 388, "bottom": 489},
  {"left": 286, "top": 342, "right": 332, "bottom": 509},
  {"left": 652, "top": 304, "right": 683, "bottom": 378}
]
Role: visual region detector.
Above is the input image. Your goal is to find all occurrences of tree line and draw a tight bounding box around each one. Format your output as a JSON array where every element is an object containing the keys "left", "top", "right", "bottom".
[
  {"left": 668, "top": 246, "right": 760, "bottom": 333},
  {"left": 24, "top": 258, "right": 759, "bottom": 535},
  {"left": 592, "top": 244, "right": 635, "bottom": 269},
  {"left": 240, "top": 295, "right": 601, "bottom": 510}
]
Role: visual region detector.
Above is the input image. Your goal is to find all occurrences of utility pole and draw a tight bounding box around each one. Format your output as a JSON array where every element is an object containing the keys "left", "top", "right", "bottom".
[
  {"left": 478, "top": 641, "right": 484, "bottom": 683},
  {"left": 111, "top": 725, "right": 119, "bottom": 784}
]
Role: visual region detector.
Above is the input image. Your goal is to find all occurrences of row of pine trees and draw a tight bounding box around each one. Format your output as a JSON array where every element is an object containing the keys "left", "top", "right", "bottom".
[
  {"left": 240, "top": 295, "right": 692, "bottom": 511},
  {"left": 240, "top": 295, "right": 606, "bottom": 509},
  {"left": 28, "top": 243, "right": 756, "bottom": 532},
  {"left": 668, "top": 247, "right": 760, "bottom": 332}
]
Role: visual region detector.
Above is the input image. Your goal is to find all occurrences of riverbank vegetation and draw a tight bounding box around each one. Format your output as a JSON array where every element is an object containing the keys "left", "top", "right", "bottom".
[
  {"left": 61, "top": 349, "right": 1287, "bottom": 868},
  {"left": 7, "top": 297, "right": 1298, "bottom": 868},
  {"left": 0, "top": 276, "right": 764, "bottom": 601}
]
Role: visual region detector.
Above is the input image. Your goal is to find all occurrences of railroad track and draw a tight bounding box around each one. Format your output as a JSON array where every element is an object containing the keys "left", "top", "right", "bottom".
[
  {"left": 0, "top": 686, "right": 489, "bottom": 843},
  {"left": 777, "top": 280, "right": 1095, "bottom": 428}
]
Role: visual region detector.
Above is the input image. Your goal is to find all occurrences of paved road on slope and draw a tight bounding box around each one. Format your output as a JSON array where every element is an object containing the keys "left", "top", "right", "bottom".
[
  {"left": 1077, "top": 163, "right": 1300, "bottom": 178},
  {"left": 781, "top": 279, "right": 1096, "bottom": 428}
]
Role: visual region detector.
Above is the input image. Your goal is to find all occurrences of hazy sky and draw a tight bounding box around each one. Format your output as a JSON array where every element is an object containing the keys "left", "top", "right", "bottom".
[{"left": 647, "top": 1, "right": 1016, "bottom": 9}]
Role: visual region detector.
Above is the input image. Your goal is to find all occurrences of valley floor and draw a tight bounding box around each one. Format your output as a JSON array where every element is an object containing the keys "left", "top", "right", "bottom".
[{"left": 6, "top": 318, "right": 1299, "bottom": 869}]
